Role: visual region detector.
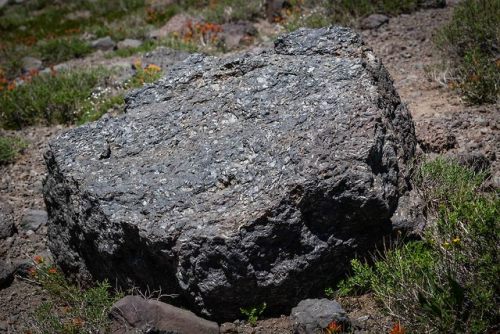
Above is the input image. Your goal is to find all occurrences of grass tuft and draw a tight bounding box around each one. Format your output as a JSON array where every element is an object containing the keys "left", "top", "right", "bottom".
[
  {"left": 434, "top": 0, "right": 499, "bottom": 104},
  {"left": 334, "top": 158, "right": 499, "bottom": 333},
  {"left": 0, "top": 135, "right": 27, "bottom": 164}
]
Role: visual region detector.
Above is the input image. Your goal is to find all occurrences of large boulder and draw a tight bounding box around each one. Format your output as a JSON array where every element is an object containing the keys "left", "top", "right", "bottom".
[{"left": 43, "top": 26, "right": 416, "bottom": 321}]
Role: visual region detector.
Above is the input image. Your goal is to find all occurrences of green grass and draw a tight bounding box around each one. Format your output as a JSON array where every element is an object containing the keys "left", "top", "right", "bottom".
[
  {"left": 0, "top": 69, "right": 105, "bottom": 129},
  {"left": 334, "top": 158, "right": 499, "bottom": 333},
  {"left": 36, "top": 37, "right": 92, "bottom": 65},
  {"left": 434, "top": 0, "right": 499, "bottom": 104},
  {"left": 29, "top": 257, "right": 122, "bottom": 334},
  {"left": 0, "top": 135, "right": 27, "bottom": 164}
]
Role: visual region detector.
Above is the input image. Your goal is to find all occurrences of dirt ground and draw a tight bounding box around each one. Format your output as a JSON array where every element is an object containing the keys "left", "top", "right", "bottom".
[{"left": 0, "top": 2, "right": 498, "bottom": 333}]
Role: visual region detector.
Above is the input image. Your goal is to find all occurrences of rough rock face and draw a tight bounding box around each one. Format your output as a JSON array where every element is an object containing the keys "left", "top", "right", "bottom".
[{"left": 43, "top": 26, "right": 416, "bottom": 321}]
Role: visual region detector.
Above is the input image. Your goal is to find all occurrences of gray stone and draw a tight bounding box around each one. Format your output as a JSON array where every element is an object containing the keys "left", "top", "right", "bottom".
[
  {"left": 91, "top": 36, "right": 116, "bottom": 51},
  {"left": 43, "top": 27, "right": 416, "bottom": 321},
  {"left": 117, "top": 39, "right": 143, "bottom": 50},
  {"left": 110, "top": 295, "right": 219, "bottom": 334},
  {"left": 0, "top": 260, "right": 14, "bottom": 289},
  {"left": 21, "top": 209, "right": 48, "bottom": 232},
  {"left": 0, "top": 0, "right": 8, "bottom": 10},
  {"left": 291, "top": 299, "right": 349, "bottom": 334},
  {"left": 141, "top": 47, "right": 190, "bottom": 71},
  {"left": 360, "top": 14, "right": 389, "bottom": 30},
  {"left": 21, "top": 56, "right": 43, "bottom": 73},
  {"left": 0, "top": 201, "right": 16, "bottom": 239}
]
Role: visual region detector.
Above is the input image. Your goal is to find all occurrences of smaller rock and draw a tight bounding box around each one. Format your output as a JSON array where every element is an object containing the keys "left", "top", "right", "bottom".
[
  {"left": 220, "top": 322, "right": 238, "bottom": 333},
  {"left": 291, "top": 299, "right": 349, "bottom": 334},
  {"left": 0, "top": 0, "right": 8, "bottom": 10},
  {"left": 117, "top": 39, "right": 143, "bottom": 50},
  {"left": 360, "top": 14, "right": 389, "bottom": 29},
  {"left": 91, "top": 36, "right": 116, "bottom": 51},
  {"left": 0, "top": 260, "right": 14, "bottom": 289},
  {"left": 20, "top": 209, "right": 48, "bottom": 232},
  {"left": 21, "top": 56, "right": 43, "bottom": 73},
  {"left": 0, "top": 201, "right": 16, "bottom": 239},
  {"left": 110, "top": 295, "right": 219, "bottom": 334}
]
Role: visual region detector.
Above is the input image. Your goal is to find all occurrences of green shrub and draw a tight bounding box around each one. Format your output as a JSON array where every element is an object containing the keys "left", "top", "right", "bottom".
[
  {"left": 29, "top": 257, "right": 122, "bottom": 334},
  {"left": 36, "top": 37, "right": 92, "bottom": 65},
  {"left": 240, "top": 302, "right": 267, "bottom": 326},
  {"left": 0, "top": 135, "right": 26, "bottom": 164},
  {"left": 0, "top": 69, "right": 104, "bottom": 129},
  {"left": 336, "top": 159, "right": 499, "bottom": 333},
  {"left": 435, "top": 0, "right": 499, "bottom": 104}
]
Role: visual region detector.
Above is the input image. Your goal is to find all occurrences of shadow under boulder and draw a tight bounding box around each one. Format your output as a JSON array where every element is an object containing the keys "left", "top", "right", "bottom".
[{"left": 43, "top": 26, "right": 416, "bottom": 321}]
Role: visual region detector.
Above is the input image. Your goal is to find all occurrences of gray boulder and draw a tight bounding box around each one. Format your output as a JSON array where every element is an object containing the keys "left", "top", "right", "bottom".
[
  {"left": 91, "top": 36, "right": 116, "bottom": 51},
  {"left": 360, "top": 14, "right": 389, "bottom": 30},
  {"left": 43, "top": 26, "right": 416, "bottom": 321},
  {"left": 291, "top": 299, "right": 349, "bottom": 334},
  {"left": 117, "top": 39, "right": 143, "bottom": 50},
  {"left": 0, "top": 201, "right": 16, "bottom": 239},
  {"left": 0, "top": 260, "right": 14, "bottom": 289},
  {"left": 21, "top": 56, "right": 43, "bottom": 73},
  {"left": 20, "top": 209, "right": 48, "bottom": 232},
  {"left": 110, "top": 296, "right": 219, "bottom": 334}
]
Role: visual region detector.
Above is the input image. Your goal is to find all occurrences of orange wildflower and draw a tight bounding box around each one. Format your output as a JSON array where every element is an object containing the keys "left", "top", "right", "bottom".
[
  {"left": 48, "top": 267, "right": 57, "bottom": 274},
  {"left": 389, "top": 322, "right": 405, "bottom": 334},
  {"left": 34, "top": 255, "right": 44, "bottom": 264},
  {"left": 28, "top": 267, "right": 37, "bottom": 277},
  {"left": 7, "top": 82, "right": 16, "bottom": 91},
  {"left": 325, "top": 321, "right": 343, "bottom": 334}
]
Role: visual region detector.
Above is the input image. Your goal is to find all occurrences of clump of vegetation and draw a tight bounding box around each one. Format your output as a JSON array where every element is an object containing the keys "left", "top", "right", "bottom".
[
  {"left": 434, "top": 0, "right": 499, "bottom": 104},
  {"left": 36, "top": 37, "right": 92, "bottom": 65},
  {"left": 29, "top": 256, "right": 121, "bottom": 334},
  {"left": 0, "top": 69, "right": 105, "bottom": 129},
  {"left": 240, "top": 302, "right": 267, "bottom": 326},
  {"left": 126, "top": 60, "right": 163, "bottom": 88},
  {"left": 0, "top": 135, "right": 26, "bottom": 164},
  {"left": 335, "top": 158, "right": 499, "bottom": 333}
]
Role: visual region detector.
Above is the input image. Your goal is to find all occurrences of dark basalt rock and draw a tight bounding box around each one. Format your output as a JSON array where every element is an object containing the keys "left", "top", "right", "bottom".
[{"left": 43, "top": 26, "right": 416, "bottom": 321}]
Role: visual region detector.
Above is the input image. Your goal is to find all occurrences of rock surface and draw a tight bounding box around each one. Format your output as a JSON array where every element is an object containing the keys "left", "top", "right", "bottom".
[
  {"left": 0, "top": 202, "right": 16, "bottom": 239},
  {"left": 290, "top": 299, "right": 349, "bottom": 334},
  {"left": 110, "top": 295, "right": 219, "bottom": 334},
  {"left": 117, "top": 39, "right": 143, "bottom": 50},
  {"left": 21, "top": 56, "right": 43, "bottom": 73},
  {"left": 20, "top": 209, "right": 47, "bottom": 232},
  {"left": 361, "top": 14, "right": 389, "bottom": 30},
  {"left": 0, "top": 261, "right": 14, "bottom": 290},
  {"left": 43, "top": 26, "right": 416, "bottom": 321},
  {"left": 91, "top": 36, "right": 116, "bottom": 51}
]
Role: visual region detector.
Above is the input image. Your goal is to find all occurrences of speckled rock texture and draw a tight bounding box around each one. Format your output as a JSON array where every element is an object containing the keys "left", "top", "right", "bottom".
[{"left": 43, "top": 26, "right": 416, "bottom": 321}]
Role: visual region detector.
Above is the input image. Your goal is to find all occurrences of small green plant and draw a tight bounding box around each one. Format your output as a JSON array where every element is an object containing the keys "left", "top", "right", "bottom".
[
  {"left": 29, "top": 256, "right": 122, "bottom": 334},
  {"left": 240, "top": 302, "right": 267, "bottom": 326},
  {"left": 36, "top": 37, "right": 92, "bottom": 65},
  {"left": 336, "top": 258, "right": 374, "bottom": 297},
  {"left": 0, "top": 135, "right": 26, "bottom": 164},
  {"left": 434, "top": 0, "right": 499, "bottom": 104},
  {"left": 126, "top": 60, "right": 163, "bottom": 88}
]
